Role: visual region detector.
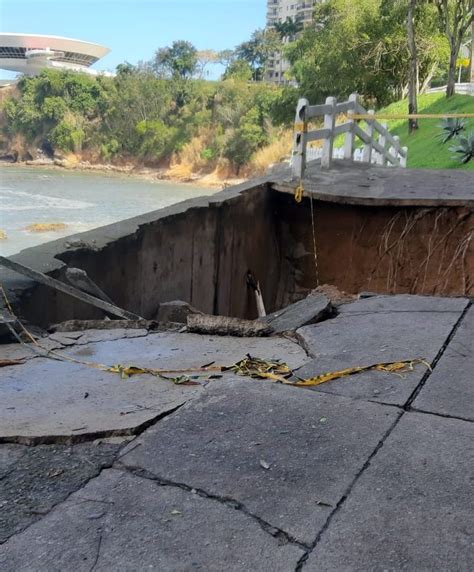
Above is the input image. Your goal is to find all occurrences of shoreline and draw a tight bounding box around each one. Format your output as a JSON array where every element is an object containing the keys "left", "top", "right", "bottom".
[{"left": 0, "top": 159, "right": 248, "bottom": 190}]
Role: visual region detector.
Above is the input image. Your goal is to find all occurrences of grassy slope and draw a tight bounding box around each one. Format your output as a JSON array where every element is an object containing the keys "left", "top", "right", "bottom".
[{"left": 380, "top": 93, "right": 474, "bottom": 170}]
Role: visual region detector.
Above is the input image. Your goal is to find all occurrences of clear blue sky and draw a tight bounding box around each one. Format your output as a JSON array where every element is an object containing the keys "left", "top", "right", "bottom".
[{"left": 1, "top": 0, "right": 266, "bottom": 77}]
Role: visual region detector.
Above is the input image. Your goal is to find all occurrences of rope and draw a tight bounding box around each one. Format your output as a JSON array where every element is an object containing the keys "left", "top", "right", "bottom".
[
  {"left": 352, "top": 113, "right": 474, "bottom": 120},
  {"left": 309, "top": 193, "right": 320, "bottom": 287}
]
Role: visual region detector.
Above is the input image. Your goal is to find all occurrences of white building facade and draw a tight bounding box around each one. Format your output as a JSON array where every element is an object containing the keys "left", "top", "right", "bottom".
[
  {"left": 266, "top": 0, "right": 320, "bottom": 84},
  {"left": 0, "top": 34, "right": 110, "bottom": 77}
]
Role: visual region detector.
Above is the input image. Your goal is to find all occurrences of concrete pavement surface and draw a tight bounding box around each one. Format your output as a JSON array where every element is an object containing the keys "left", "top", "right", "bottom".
[{"left": 1, "top": 295, "right": 472, "bottom": 570}]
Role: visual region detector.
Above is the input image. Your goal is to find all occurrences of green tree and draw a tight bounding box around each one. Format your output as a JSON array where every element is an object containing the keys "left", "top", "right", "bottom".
[
  {"left": 273, "top": 17, "right": 303, "bottom": 42},
  {"left": 153, "top": 40, "right": 198, "bottom": 79},
  {"left": 223, "top": 59, "right": 253, "bottom": 81},
  {"left": 272, "top": 17, "right": 304, "bottom": 83},
  {"left": 217, "top": 49, "right": 236, "bottom": 74},
  {"left": 286, "top": 0, "right": 448, "bottom": 106},
  {"left": 235, "top": 28, "right": 280, "bottom": 81},
  {"left": 196, "top": 50, "right": 219, "bottom": 79},
  {"left": 432, "top": 0, "right": 473, "bottom": 96},
  {"left": 224, "top": 107, "right": 269, "bottom": 173}
]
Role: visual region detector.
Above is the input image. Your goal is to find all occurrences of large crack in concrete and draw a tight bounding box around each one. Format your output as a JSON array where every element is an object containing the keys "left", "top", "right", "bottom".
[
  {"left": 295, "top": 299, "right": 473, "bottom": 570},
  {"left": 0, "top": 401, "right": 187, "bottom": 446},
  {"left": 404, "top": 300, "right": 472, "bottom": 410},
  {"left": 295, "top": 411, "right": 403, "bottom": 571},
  {"left": 114, "top": 464, "right": 311, "bottom": 551},
  {"left": 0, "top": 441, "right": 125, "bottom": 544}
]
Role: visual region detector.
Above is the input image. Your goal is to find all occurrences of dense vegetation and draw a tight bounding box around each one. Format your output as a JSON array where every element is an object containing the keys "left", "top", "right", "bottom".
[
  {"left": 0, "top": 0, "right": 472, "bottom": 174},
  {"left": 0, "top": 69, "right": 295, "bottom": 175}
]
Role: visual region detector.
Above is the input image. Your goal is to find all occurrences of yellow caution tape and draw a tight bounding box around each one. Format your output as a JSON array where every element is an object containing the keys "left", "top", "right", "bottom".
[
  {"left": 294, "top": 183, "right": 304, "bottom": 203},
  {"left": 294, "top": 122, "right": 308, "bottom": 132},
  {"left": 352, "top": 113, "right": 474, "bottom": 120},
  {"left": 288, "top": 359, "right": 431, "bottom": 387},
  {"left": 2, "top": 285, "right": 431, "bottom": 391}
]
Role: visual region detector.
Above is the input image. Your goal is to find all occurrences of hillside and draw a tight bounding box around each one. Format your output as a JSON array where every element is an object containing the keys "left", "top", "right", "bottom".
[{"left": 381, "top": 93, "right": 474, "bottom": 171}]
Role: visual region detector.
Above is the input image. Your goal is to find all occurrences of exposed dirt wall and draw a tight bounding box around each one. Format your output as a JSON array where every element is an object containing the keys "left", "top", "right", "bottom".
[{"left": 274, "top": 193, "right": 473, "bottom": 300}]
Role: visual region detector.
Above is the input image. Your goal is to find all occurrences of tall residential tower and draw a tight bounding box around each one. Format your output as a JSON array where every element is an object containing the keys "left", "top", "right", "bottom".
[{"left": 266, "top": 0, "right": 319, "bottom": 83}]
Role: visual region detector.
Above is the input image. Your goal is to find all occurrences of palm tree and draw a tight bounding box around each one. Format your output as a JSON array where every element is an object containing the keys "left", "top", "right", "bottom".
[{"left": 272, "top": 17, "right": 303, "bottom": 83}]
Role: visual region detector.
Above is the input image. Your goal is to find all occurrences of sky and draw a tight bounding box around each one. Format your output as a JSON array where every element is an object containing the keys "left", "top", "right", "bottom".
[{"left": 0, "top": 0, "right": 267, "bottom": 78}]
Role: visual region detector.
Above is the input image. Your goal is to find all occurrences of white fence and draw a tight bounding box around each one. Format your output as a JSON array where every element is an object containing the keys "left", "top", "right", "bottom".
[
  {"left": 291, "top": 93, "right": 408, "bottom": 180},
  {"left": 427, "top": 83, "right": 474, "bottom": 96},
  {"left": 305, "top": 146, "right": 403, "bottom": 165}
]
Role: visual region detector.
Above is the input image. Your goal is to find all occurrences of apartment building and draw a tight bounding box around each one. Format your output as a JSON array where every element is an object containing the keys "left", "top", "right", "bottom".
[{"left": 266, "top": 0, "right": 319, "bottom": 84}]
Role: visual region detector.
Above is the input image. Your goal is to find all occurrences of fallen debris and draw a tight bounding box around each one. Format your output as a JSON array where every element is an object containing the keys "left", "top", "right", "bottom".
[
  {"left": 156, "top": 300, "right": 203, "bottom": 324},
  {"left": 48, "top": 319, "right": 178, "bottom": 333},
  {"left": 246, "top": 271, "right": 266, "bottom": 318},
  {"left": 0, "top": 256, "right": 142, "bottom": 321},
  {"left": 65, "top": 268, "right": 115, "bottom": 305},
  {"left": 260, "top": 293, "right": 332, "bottom": 333},
  {"left": 0, "top": 359, "right": 24, "bottom": 367},
  {"left": 312, "top": 284, "right": 357, "bottom": 305},
  {"left": 259, "top": 460, "right": 271, "bottom": 470},
  {"left": 225, "top": 355, "right": 291, "bottom": 379},
  {"left": 187, "top": 314, "right": 273, "bottom": 337}
]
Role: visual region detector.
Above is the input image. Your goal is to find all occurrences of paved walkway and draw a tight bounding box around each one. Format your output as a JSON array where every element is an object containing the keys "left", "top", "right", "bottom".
[
  {"left": 0, "top": 295, "right": 472, "bottom": 570},
  {"left": 272, "top": 161, "right": 474, "bottom": 207}
]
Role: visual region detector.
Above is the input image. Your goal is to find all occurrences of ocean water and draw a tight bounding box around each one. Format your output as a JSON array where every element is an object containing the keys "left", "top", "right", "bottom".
[{"left": 0, "top": 166, "right": 216, "bottom": 256}]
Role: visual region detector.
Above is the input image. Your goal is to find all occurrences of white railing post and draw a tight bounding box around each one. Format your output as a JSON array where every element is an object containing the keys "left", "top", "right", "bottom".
[
  {"left": 362, "top": 109, "right": 375, "bottom": 164},
  {"left": 401, "top": 146, "right": 408, "bottom": 168},
  {"left": 291, "top": 98, "right": 309, "bottom": 180},
  {"left": 344, "top": 93, "right": 358, "bottom": 161},
  {"left": 393, "top": 135, "right": 401, "bottom": 166},
  {"left": 321, "top": 96, "right": 336, "bottom": 169},
  {"left": 377, "top": 122, "right": 388, "bottom": 166},
  {"left": 291, "top": 94, "right": 407, "bottom": 173}
]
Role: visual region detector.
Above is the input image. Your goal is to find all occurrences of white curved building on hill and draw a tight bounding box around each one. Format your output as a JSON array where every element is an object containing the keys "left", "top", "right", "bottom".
[{"left": 0, "top": 33, "right": 110, "bottom": 76}]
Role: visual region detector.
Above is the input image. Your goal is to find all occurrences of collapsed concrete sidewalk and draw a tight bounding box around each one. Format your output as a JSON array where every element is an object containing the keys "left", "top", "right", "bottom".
[{"left": 0, "top": 294, "right": 473, "bottom": 570}]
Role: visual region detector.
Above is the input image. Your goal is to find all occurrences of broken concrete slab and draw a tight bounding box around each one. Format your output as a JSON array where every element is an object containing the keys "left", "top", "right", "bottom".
[
  {"left": 0, "top": 357, "right": 200, "bottom": 444},
  {"left": 65, "top": 331, "right": 309, "bottom": 372},
  {"left": 412, "top": 305, "right": 473, "bottom": 421},
  {"left": 66, "top": 327, "right": 149, "bottom": 345},
  {"left": 295, "top": 295, "right": 469, "bottom": 405},
  {"left": 304, "top": 412, "right": 474, "bottom": 571},
  {"left": 0, "top": 338, "right": 65, "bottom": 362},
  {"left": 156, "top": 299, "right": 202, "bottom": 323},
  {"left": 261, "top": 293, "right": 331, "bottom": 333},
  {"left": 336, "top": 294, "right": 469, "bottom": 315},
  {"left": 0, "top": 469, "right": 304, "bottom": 570},
  {"left": 120, "top": 379, "right": 399, "bottom": 546},
  {"left": 48, "top": 319, "right": 164, "bottom": 333},
  {"left": 0, "top": 332, "right": 307, "bottom": 443},
  {"left": 0, "top": 442, "right": 120, "bottom": 543}
]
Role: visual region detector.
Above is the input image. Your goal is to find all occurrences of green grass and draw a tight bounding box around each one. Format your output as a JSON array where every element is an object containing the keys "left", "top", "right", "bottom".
[{"left": 380, "top": 93, "right": 474, "bottom": 170}]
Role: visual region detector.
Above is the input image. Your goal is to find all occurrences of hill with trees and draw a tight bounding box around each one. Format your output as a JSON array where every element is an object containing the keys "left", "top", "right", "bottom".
[{"left": 0, "top": 0, "right": 472, "bottom": 178}]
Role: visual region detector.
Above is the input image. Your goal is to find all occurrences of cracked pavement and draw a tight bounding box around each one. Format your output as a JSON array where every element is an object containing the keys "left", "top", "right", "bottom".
[{"left": 0, "top": 295, "right": 473, "bottom": 570}]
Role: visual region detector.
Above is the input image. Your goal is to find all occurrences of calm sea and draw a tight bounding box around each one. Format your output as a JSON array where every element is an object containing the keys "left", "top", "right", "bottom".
[{"left": 0, "top": 166, "right": 215, "bottom": 256}]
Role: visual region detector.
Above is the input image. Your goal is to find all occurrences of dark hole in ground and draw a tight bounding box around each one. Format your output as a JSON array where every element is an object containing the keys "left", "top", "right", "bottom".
[{"left": 10, "top": 184, "right": 474, "bottom": 328}]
